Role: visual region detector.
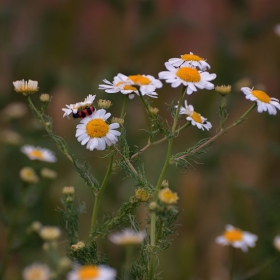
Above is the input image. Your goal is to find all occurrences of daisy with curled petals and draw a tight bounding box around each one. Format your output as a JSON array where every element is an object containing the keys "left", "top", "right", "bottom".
[
  {"left": 76, "top": 109, "right": 121, "bottom": 151},
  {"left": 168, "top": 52, "right": 211, "bottom": 70},
  {"left": 241, "top": 87, "right": 280, "bottom": 115},
  {"left": 158, "top": 62, "right": 216, "bottom": 95},
  {"left": 67, "top": 264, "right": 116, "bottom": 280},
  {"left": 62, "top": 94, "right": 96, "bottom": 118},
  {"left": 216, "top": 224, "right": 258, "bottom": 252},
  {"left": 177, "top": 100, "right": 212, "bottom": 131},
  {"left": 13, "top": 79, "right": 38, "bottom": 96},
  {"left": 21, "top": 145, "right": 57, "bottom": 162},
  {"left": 98, "top": 74, "right": 139, "bottom": 99}
]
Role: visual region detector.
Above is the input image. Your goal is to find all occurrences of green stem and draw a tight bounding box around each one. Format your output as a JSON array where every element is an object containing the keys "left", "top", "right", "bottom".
[
  {"left": 90, "top": 154, "right": 115, "bottom": 234},
  {"left": 148, "top": 86, "right": 186, "bottom": 280},
  {"left": 27, "top": 96, "right": 73, "bottom": 163},
  {"left": 120, "top": 95, "right": 128, "bottom": 119},
  {"left": 0, "top": 184, "right": 29, "bottom": 279}
]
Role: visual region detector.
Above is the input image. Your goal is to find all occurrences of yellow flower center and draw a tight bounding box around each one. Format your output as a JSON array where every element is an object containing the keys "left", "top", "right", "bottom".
[
  {"left": 158, "top": 188, "right": 178, "bottom": 204},
  {"left": 128, "top": 75, "right": 151, "bottom": 85},
  {"left": 181, "top": 53, "right": 204, "bottom": 62},
  {"left": 78, "top": 265, "right": 99, "bottom": 279},
  {"left": 191, "top": 111, "right": 202, "bottom": 123},
  {"left": 29, "top": 269, "right": 42, "bottom": 280},
  {"left": 123, "top": 85, "right": 137, "bottom": 91},
  {"left": 223, "top": 229, "right": 243, "bottom": 242},
  {"left": 86, "top": 119, "right": 109, "bottom": 138},
  {"left": 252, "top": 90, "right": 271, "bottom": 103},
  {"left": 176, "top": 67, "right": 201, "bottom": 83},
  {"left": 29, "top": 150, "right": 44, "bottom": 159}
]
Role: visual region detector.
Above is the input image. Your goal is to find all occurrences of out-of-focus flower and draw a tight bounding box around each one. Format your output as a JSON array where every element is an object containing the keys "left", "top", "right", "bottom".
[
  {"left": 39, "top": 226, "right": 61, "bottom": 241},
  {"left": 274, "top": 24, "right": 280, "bottom": 36},
  {"left": 71, "top": 241, "right": 85, "bottom": 251},
  {"left": 111, "top": 117, "right": 124, "bottom": 126},
  {"left": 109, "top": 229, "right": 146, "bottom": 246},
  {"left": 28, "top": 221, "right": 42, "bottom": 233},
  {"left": 62, "top": 94, "right": 96, "bottom": 118},
  {"left": 158, "top": 188, "right": 178, "bottom": 204},
  {"left": 177, "top": 100, "right": 212, "bottom": 131},
  {"left": 67, "top": 265, "right": 116, "bottom": 280},
  {"left": 0, "top": 102, "right": 28, "bottom": 120},
  {"left": 40, "top": 93, "right": 50, "bottom": 102},
  {"left": 40, "top": 168, "right": 57, "bottom": 179},
  {"left": 158, "top": 62, "right": 216, "bottom": 95},
  {"left": 161, "top": 179, "right": 169, "bottom": 188},
  {"left": 241, "top": 87, "right": 280, "bottom": 115},
  {"left": 63, "top": 186, "right": 75, "bottom": 195},
  {"left": 168, "top": 52, "right": 211, "bottom": 70},
  {"left": 1, "top": 129, "right": 22, "bottom": 145},
  {"left": 215, "top": 85, "right": 231, "bottom": 96},
  {"left": 97, "top": 99, "right": 112, "bottom": 109},
  {"left": 135, "top": 188, "right": 150, "bottom": 202},
  {"left": 22, "top": 263, "right": 51, "bottom": 280},
  {"left": 273, "top": 235, "right": 280, "bottom": 251},
  {"left": 75, "top": 109, "right": 121, "bottom": 151},
  {"left": 13, "top": 79, "right": 38, "bottom": 96},
  {"left": 20, "top": 167, "right": 39, "bottom": 184},
  {"left": 21, "top": 145, "right": 57, "bottom": 162},
  {"left": 215, "top": 224, "right": 258, "bottom": 252},
  {"left": 148, "top": 107, "right": 159, "bottom": 115}
]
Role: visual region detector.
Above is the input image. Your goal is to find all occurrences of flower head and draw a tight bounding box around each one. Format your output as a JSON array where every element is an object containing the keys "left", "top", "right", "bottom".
[
  {"left": 20, "top": 167, "right": 39, "bottom": 184},
  {"left": 13, "top": 79, "right": 38, "bottom": 96},
  {"left": 39, "top": 226, "right": 61, "bottom": 241},
  {"left": 215, "top": 85, "right": 231, "bottom": 96},
  {"left": 158, "top": 188, "right": 178, "bottom": 204},
  {"left": 21, "top": 145, "right": 57, "bottom": 162},
  {"left": 241, "top": 87, "right": 280, "bottom": 115},
  {"left": 216, "top": 224, "right": 258, "bottom": 252},
  {"left": 67, "top": 265, "right": 116, "bottom": 280},
  {"left": 22, "top": 263, "right": 51, "bottom": 280},
  {"left": 177, "top": 100, "right": 212, "bottom": 131},
  {"left": 99, "top": 73, "right": 162, "bottom": 99},
  {"left": 109, "top": 229, "right": 146, "bottom": 246},
  {"left": 159, "top": 62, "right": 216, "bottom": 95},
  {"left": 40, "top": 168, "right": 57, "bottom": 179},
  {"left": 62, "top": 94, "right": 96, "bottom": 118},
  {"left": 168, "top": 52, "right": 210, "bottom": 70},
  {"left": 76, "top": 109, "right": 121, "bottom": 151}
]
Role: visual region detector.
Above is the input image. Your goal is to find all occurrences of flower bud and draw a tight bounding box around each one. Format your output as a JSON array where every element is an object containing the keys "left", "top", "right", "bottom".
[
  {"left": 135, "top": 188, "right": 150, "bottom": 202},
  {"left": 97, "top": 99, "right": 112, "bottom": 109},
  {"left": 40, "top": 93, "right": 50, "bottom": 102},
  {"left": 20, "top": 167, "right": 39, "bottom": 184},
  {"left": 215, "top": 85, "right": 231, "bottom": 96}
]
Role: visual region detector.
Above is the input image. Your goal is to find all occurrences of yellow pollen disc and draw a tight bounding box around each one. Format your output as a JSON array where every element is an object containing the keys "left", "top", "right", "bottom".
[
  {"left": 181, "top": 54, "right": 203, "bottom": 62},
  {"left": 252, "top": 90, "right": 271, "bottom": 103},
  {"left": 30, "top": 150, "right": 44, "bottom": 159},
  {"left": 128, "top": 75, "right": 151, "bottom": 85},
  {"left": 78, "top": 265, "right": 99, "bottom": 279},
  {"left": 223, "top": 229, "right": 243, "bottom": 242},
  {"left": 123, "top": 85, "right": 137, "bottom": 91},
  {"left": 191, "top": 111, "right": 203, "bottom": 123},
  {"left": 176, "top": 67, "right": 200, "bottom": 83},
  {"left": 86, "top": 119, "right": 109, "bottom": 138}
]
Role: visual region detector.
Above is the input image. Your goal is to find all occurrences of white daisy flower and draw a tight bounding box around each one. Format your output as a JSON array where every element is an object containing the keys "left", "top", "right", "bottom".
[
  {"left": 21, "top": 145, "right": 57, "bottom": 162},
  {"left": 13, "top": 79, "right": 38, "bottom": 95},
  {"left": 215, "top": 224, "right": 258, "bottom": 252},
  {"left": 168, "top": 52, "right": 211, "bottom": 70},
  {"left": 159, "top": 62, "right": 216, "bottom": 95},
  {"left": 22, "top": 263, "right": 51, "bottom": 280},
  {"left": 241, "top": 87, "right": 280, "bottom": 115},
  {"left": 76, "top": 109, "right": 121, "bottom": 151},
  {"left": 62, "top": 94, "right": 96, "bottom": 118},
  {"left": 109, "top": 229, "right": 146, "bottom": 245},
  {"left": 98, "top": 74, "right": 139, "bottom": 100},
  {"left": 177, "top": 100, "right": 212, "bottom": 131},
  {"left": 67, "top": 265, "right": 116, "bottom": 280}
]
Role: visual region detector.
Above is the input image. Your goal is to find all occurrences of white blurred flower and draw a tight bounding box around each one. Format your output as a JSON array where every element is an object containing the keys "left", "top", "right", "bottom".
[
  {"left": 21, "top": 145, "right": 57, "bottom": 162},
  {"left": 39, "top": 226, "right": 61, "bottom": 241},
  {"left": 22, "top": 263, "right": 51, "bottom": 280},
  {"left": 109, "top": 229, "right": 146, "bottom": 245},
  {"left": 216, "top": 224, "right": 258, "bottom": 252}
]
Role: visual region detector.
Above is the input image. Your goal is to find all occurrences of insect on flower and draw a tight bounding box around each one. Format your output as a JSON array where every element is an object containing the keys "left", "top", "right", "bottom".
[{"left": 72, "top": 106, "right": 96, "bottom": 119}]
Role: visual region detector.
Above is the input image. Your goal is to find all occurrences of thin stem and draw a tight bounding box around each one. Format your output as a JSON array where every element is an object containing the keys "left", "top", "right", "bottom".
[
  {"left": 148, "top": 86, "right": 186, "bottom": 280},
  {"left": 120, "top": 95, "right": 128, "bottom": 119},
  {"left": 176, "top": 103, "right": 257, "bottom": 161},
  {"left": 27, "top": 96, "right": 73, "bottom": 163},
  {"left": 90, "top": 154, "right": 115, "bottom": 233}
]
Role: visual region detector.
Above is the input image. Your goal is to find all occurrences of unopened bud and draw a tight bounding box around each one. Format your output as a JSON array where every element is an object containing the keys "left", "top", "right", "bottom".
[
  {"left": 40, "top": 93, "right": 50, "bottom": 102},
  {"left": 111, "top": 117, "right": 124, "bottom": 126},
  {"left": 62, "top": 186, "right": 75, "bottom": 195},
  {"left": 149, "top": 107, "right": 159, "bottom": 115},
  {"left": 135, "top": 188, "right": 150, "bottom": 202},
  {"left": 161, "top": 179, "right": 169, "bottom": 188},
  {"left": 149, "top": 201, "right": 158, "bottom": 211},
  {"left": 97, "top": 99, "right": 112, "bottom": 109},
  {"left": 215, "top": 85, "right": 231, "bottom": 96}
]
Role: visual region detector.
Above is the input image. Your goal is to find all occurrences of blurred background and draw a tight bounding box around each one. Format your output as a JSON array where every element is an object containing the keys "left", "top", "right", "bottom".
[{"left": 1, "top": 0, "right": 280, "bottom": 279}]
